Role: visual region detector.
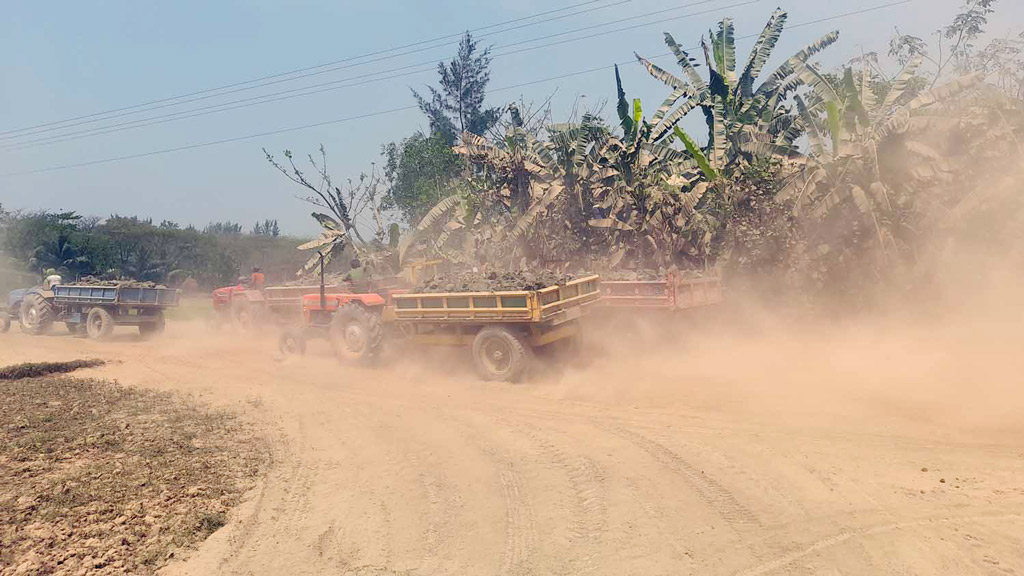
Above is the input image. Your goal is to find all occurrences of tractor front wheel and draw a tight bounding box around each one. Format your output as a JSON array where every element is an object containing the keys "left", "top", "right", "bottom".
[
  {"left": 231, "top": 299, "right": 260, "bottom": 332},
  {"left": 330, "top": 303, "right": 383, "bottom": 364},
  {"left": 20, "top": 294, "right": 54, "bottom": 336},
  {"left": 86, "top": 307, "right": 115, "bottom": 340},
  {"left": 279, "top": 329, "right": 307, "bottom": 356},
  {"left": 472, "top": 326, "right": 532, "bottom": 383}
]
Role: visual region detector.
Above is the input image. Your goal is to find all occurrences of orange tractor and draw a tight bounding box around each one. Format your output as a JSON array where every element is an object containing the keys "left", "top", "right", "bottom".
[
  {"left": 275, "top": 253, "right": 387, "bottom": 361},
  {"left": 278, "top": 260, "right": 602, "bottom": 381}
]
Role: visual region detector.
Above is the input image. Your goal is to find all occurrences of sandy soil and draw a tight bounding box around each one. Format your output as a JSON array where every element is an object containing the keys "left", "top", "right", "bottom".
[{"left": 1, "top": 308, "right": 1022, "bottom": 576}]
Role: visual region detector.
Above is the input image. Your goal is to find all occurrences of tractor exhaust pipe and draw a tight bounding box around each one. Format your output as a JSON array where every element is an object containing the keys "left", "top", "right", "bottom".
[{"left": 319, "top": 252, "right": 326, "bottom": 310}]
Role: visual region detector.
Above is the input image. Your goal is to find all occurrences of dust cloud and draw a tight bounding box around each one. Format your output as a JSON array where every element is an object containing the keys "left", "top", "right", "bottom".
[{"left": 543, "top": 158, "right": 1024, "bottom": 443}]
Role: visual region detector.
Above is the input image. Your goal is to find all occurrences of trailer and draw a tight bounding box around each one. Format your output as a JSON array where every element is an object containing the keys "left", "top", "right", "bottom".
[
  {"left": 281, "top": 273, "right": 602, "bottom": 382},
  {"left": 598, "top": 274, "right": 723, "bottom": 310},
  {"left": 382, "top": 275, "right": 602, "bottom": 381},
  {"left": 16, "top": 278, "right": 179, "bottom": 340}
]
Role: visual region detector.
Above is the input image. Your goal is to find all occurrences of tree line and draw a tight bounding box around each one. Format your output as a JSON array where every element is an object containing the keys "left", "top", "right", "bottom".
[{"left": 0, "top": 205, "right": 303, "bottom": 290}]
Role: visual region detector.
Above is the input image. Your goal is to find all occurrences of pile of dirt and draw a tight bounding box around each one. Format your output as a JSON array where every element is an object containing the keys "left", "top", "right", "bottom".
[
  {"left": 414, "top": 270, "right": 575, "bottom": 293},
  {"left": 0, "top": 359, "right": 105, "bottom": 380},
  {"left": 0, "top": 375, "right": 266, "bottom": 575},
  {"left": 75, "top": 277, "right": 166, "bottom": 289}
]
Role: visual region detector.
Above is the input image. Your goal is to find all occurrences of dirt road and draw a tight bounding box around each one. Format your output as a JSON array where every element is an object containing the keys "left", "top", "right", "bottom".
[{"left": 2, "top": 313, "right": 1023, "bottom": 576}]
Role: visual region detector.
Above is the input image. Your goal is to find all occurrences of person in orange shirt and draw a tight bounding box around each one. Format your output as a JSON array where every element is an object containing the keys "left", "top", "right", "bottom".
[{"left": 250, "top": 266, "right": 266, "bottom": 290}]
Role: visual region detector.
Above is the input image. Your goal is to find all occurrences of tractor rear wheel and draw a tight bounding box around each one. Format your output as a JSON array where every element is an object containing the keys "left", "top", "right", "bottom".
[
  {"left": 139, "top": 311, "right": 166, "bottom": 339},
  {"left": 472, "top": 326, "right": 532, "bottom": 383},
  {"left": 329, "top": 303, "right": 383, "bottom": 364},
  {"left": 279, "top": 329, "right": 307, "bottom": 356},
  {"left": 86, "top": 307, "right": 115, "bottom": 340},
  {"left": 20, "top": 294, "right": 54, "bottom": 335}
]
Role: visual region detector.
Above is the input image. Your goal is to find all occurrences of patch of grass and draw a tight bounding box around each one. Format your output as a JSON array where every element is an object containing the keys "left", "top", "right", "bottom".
[
  {"left": 0, "top": 377, "right": 267, "bottom": 575},
  {"left": 0, "top": 359, "right": 106, "bottom": 380}
]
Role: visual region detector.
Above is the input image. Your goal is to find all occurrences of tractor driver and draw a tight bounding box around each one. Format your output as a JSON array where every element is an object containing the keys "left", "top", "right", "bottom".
[
  {"left": 250, "top": 266, "right": 266, "bottom": 290},
  {"left": 344, "top": 258, "right": 365, "bottom": 283}
]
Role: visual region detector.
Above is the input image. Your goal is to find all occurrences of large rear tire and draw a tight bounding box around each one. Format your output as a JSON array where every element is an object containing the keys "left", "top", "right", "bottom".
[
  {"left": 139, "top": 311, "right": 166, "bottom": 339},
  {"left": 86, "top": 307, "right": 115, "bottom": 340},
  {"left": 20, "top": 293, "right": 54, "bottom": 336},
  {"left": 329, "top": 303, "right": 383, "bottom": 364},
  {"left": 472, "top": 326, "right": 532, "bottom": 383}
]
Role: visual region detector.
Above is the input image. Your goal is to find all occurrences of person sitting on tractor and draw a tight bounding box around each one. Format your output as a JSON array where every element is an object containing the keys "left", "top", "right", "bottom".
[
  {"left": 250, "top": 266, "right": 266, "bottom": 290},
  {"left": 344, "top": 258, "right": 365, "bottom": 283}
]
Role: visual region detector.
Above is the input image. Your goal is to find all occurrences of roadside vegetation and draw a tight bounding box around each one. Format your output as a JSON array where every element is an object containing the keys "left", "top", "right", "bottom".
[
  {"left": 0, "top": 370, "right": 265, "bottom": 575},
  {"left": 2, "top": 0, "right": 1022, "bottom": 306}
]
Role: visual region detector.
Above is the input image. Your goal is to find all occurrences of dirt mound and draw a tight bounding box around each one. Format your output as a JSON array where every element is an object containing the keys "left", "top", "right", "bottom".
[
  {"left": 414, "top": 270, "right": 575, "bottom": 293},
  {"left": 0, "top": 376, "right": 266, "bottom": 575}
]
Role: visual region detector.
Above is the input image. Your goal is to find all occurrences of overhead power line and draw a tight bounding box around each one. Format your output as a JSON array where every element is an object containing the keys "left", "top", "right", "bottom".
[
  {"left": 0, "top": 0, "right": 630, "bottom": 140},
  {"left": 3, "top": 0, "right": 743, "bottom": 151},
  {"left": 0, "top": 0, "right": 913, "bottom": 178}
]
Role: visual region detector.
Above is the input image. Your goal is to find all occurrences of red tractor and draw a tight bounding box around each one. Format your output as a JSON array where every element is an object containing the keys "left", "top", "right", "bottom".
[{"left": 277, "top": 284, "right": 386, "bottom": 361}]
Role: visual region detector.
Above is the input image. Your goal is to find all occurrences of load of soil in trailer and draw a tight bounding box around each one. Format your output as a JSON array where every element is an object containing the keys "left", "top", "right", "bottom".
[
  {"left": 74, "top": 277, "right": 167, "bottom": 289},
  {"left": 414, "top": 270, "right": 575, "bottom": 293},
  {"left": 599, "top": 269, "right": 666, "bottom": 281}
]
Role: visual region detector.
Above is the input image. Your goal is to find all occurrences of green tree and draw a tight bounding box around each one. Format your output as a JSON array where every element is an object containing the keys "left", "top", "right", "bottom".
[
  {"left": 411, "top": 32, "right": 502, "bottom": 145},
  {"left": 382, "top": 131, "right": 464, "bottom": 222}
]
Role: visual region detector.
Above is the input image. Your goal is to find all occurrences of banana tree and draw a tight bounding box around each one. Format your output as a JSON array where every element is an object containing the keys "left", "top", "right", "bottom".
[
  {"left": 296, "top": 213, "right": 350, "bottom": 275},
  {"left": 636, "top": 9, "right": 840, "bottom": 169},
  {"left": 779, "top": 55, "right": 986, "bottom": 271},
  {"left": 584, "top": 66, "right": 712, "bottom": 268}
]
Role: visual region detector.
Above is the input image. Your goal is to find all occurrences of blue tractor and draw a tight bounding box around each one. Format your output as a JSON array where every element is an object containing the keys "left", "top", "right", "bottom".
[{"left": 2, "top": 275, "right": 179, "bottom": 340}]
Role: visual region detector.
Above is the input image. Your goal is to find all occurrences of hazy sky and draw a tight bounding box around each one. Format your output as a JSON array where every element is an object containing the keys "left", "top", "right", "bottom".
[{"left": 2, "top": 0, "right": 1023, "bottom": 236}]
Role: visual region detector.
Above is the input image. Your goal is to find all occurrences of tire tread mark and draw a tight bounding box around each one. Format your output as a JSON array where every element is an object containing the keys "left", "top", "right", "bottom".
[
  {"left": 518, "top": 426, "right": 607, "bottom": 574},
  {"left": 608, "top": 426, "right": 759, "bottom": 527},
  {"left": 734, "top": 513, "right": 1024, "bottom": 576},
  {"left": 500, "top": 464, "right": 534, "bottom": 576}
]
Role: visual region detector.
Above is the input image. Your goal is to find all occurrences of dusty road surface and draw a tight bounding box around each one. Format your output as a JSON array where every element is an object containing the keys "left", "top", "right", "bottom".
[{"left": 2, "top": 312, "right": 1023, "bottom": 576}]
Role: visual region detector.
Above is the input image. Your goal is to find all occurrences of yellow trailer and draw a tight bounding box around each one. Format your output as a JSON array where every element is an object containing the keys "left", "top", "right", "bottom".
[{"left": 383, "top": 275, "right": 600, "bottom": 381}]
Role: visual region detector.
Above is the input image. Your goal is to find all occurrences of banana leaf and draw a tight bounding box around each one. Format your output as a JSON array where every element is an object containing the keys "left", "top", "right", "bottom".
[{"left": 739, "top": 9, "right": 787, "bottom": 98}]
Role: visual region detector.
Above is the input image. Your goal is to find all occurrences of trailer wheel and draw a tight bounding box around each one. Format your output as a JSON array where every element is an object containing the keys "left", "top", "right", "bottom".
[
  {"left": 139, "top": 311, "right": 166, "bottom": 339},
  {"left": 20, "top": 294, "right": 54, "bottom": 335},
  {"left": 0, "top": 314, "right": 9, "bottom": 333},
  {"left": 86, "top": 307, "right": 115, "bottom": 340},
  {"left": 330, "top": 303, "right": 383, "bottom": 364},
  {"left": 279, "top": 329, "right": 307, "bottom": 356},
  {"left": 472, "top": 326, "right": 532, "bottom": 383}
]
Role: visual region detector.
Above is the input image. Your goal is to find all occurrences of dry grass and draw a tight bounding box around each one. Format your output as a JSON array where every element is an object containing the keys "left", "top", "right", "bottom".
[{"left": 0, "top": 374, "right": 266, "bottom": 575}]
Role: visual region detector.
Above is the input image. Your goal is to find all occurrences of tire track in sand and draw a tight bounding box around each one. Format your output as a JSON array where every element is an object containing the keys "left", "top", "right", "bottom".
[
  {"left": 515, "top": 424, "right": 608, "bottom": 574},
  {"left": 499, "top": 462, "right": 534, "bottom": 576},
  {"left": 734, "top": 512, "right": 1024, "bottom": 576},
  {"left": 606, "top": 425, "right": 759, "bottom": 527}
]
